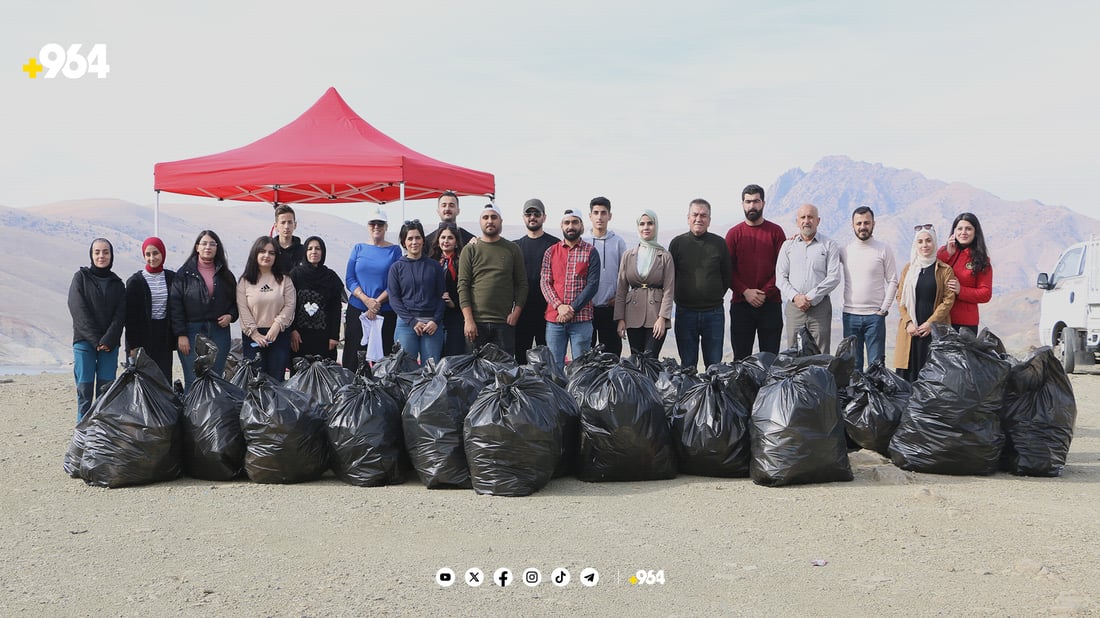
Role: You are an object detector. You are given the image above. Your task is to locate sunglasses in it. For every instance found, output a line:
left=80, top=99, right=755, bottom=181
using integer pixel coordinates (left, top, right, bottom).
left=914, top=223, right=934, bottom=231
left=403, top=219, right=420, bottom=227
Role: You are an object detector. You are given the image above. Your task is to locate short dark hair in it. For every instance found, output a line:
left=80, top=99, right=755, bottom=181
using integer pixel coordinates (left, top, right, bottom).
left=438, top=191, right=459, bottom=203
left=689, top=198, right=712, bottom=213
left=852, top=206, right=874, bottom=219
left=274, top=204, right=295, bottom=219
left=589, top=196, right=611, bottom=212
left=742, top=184, right=765, bottom=202
left=399, top=220, right=426, bottom=249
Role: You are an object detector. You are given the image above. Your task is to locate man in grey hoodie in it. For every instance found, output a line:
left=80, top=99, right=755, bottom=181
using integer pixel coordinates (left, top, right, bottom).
left=582, top=196, right=627, bottom=357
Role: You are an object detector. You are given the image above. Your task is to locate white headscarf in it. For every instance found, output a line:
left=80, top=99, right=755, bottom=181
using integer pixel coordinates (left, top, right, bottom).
left=900, top=227, right=938, bottom=319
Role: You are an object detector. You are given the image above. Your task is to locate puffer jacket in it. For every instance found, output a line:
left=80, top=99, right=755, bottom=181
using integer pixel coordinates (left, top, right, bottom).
left=169, top=256, right=238, bottom=336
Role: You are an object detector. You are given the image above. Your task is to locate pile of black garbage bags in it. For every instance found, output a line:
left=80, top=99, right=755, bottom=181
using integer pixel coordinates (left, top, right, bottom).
left=65, top=324, right=1078, bottom=493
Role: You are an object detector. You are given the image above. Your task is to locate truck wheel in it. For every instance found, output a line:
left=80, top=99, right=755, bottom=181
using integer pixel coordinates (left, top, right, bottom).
left=1059, top=328, right=1077, bottom=374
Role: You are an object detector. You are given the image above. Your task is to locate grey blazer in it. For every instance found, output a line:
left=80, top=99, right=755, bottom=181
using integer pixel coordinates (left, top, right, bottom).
left=613, top=245, right=675, bottom=328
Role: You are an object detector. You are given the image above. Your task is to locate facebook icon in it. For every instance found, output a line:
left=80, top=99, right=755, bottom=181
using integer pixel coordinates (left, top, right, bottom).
left=493, top=567, right=513, bottom=587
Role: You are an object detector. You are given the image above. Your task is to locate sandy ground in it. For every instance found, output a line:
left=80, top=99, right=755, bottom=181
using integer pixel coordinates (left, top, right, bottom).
left=1, top=370, right=1097, bottom=617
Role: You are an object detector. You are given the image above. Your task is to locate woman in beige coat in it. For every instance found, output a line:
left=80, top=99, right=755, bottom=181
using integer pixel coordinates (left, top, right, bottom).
left=894, top=225, right=956, bottom=381
left=615, top=210, right=675, bottom=356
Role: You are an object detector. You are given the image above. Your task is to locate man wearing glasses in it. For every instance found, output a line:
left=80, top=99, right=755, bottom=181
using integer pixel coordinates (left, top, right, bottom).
left=513, top=199, right=560, bottom=365
left=725, top=184, right=787, bottom=360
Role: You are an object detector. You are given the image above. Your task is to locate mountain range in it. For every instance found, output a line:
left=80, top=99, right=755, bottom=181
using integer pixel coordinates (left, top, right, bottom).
left=2, top=155, right=1097, bottom=367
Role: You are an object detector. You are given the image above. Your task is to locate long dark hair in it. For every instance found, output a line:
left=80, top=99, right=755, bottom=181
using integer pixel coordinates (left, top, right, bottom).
left=950, top=212, right=990, bottom=274
left=429, top=222, right=465, bottom=260
left=241, top=236, right=284, bottom=284
left=186, top=229, right=235, bottom=286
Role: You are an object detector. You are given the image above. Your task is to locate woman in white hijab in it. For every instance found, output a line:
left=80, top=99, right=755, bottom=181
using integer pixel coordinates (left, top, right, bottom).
left=614, top=210, right=675, bottom=356
left=894, top=224, right=957, bottom=381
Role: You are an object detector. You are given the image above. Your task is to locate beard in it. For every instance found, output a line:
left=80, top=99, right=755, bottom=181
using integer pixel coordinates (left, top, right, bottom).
left=562, top=228, right=581, bottom=241
left=525, top=220, right=543, bottom=232
left=856, top=229, right=872, bottom=240
left=744, top=208, right=762, bottom=222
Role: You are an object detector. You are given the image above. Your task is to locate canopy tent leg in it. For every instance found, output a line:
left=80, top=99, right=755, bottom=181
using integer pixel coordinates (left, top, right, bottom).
left=154, top=190, right=160, bottom=237
left=400, top=181, right=406, bottom=222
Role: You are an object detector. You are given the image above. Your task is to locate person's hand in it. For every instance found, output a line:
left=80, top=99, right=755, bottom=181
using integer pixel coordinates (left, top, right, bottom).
left=946, top=235, right=957, bottom=256
left=506, top=307, right=522, bottom=326
left=367, top=297, right=382, bottom=312
left=366, top=308, right=378, bottom=320
left=464, top=319, right=478, bottom=341
left=96, top=344, right=111, bottom=352
left=251, top=331, right=269, bottom=348
left=793, top=294, right=812, bottom=312
left=652, top=317, right=667, bottom=340
left=290, top=330, right=302, bottom=352
left=442, top=292, right=454, bottom=308
left=906, top=321, right=918, bottom=336
left=946, top=279, right=960, bottom=294
left=916, top=322, right=931, bottom=337
left=328, top=338, right=339, bottom=351
left=744, top=288, right=766, bottom=308
left=217, top=314, right=232, bottom=328
left=177, top=335, right=191, bottom=356
left=557, top=304, right=575, bottom=322
left=422, top=320, right=438, bottom=336
left=617, top=319, right=627, bottom=339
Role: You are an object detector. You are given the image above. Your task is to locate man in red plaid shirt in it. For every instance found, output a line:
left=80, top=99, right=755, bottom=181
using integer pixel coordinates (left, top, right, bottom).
left=540, top=209, right=602, bottom=369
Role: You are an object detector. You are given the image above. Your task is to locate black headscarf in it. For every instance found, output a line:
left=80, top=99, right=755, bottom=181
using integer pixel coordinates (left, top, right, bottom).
left=88, top=238, right=115, bottom=277
left=290, top=236, right=341, bottom=292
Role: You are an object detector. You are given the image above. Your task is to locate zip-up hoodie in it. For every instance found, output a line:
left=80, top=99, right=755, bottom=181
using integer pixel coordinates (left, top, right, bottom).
left=581, top=229, right=627, bottom=307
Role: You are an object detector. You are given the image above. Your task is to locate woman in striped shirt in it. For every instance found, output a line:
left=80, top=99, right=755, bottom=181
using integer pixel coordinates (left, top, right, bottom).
left=125, top=237, right=177, bottom=383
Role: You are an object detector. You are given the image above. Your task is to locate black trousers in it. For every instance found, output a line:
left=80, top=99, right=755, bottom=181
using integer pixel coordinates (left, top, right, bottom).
left=626, top=326, right=665, bottom=357
left=514, top=305, right=548, bottom=365
left=729, top=301, right=783, bottom=361
left=342, top=305, right=396, bottom=373
left=440, top=309, right=466, bottom=358
left=590, top=305, right=622, bottom=356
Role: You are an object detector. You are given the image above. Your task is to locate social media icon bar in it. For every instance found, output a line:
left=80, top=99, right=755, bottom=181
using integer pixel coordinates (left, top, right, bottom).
left=494, top=567, right=513, bottom=587
left=436, top=567, right=456, bottom=587
left=465, top=567, right=484, bottom=587
left=522, top=568, right=541, bottom=587
left=580, top=567, right=599, bottom=587
left=551, top=567, right=571, bottom=587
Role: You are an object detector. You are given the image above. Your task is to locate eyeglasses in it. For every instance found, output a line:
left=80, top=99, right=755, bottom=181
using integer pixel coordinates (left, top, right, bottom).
left=914, top=223, right=934, bottom=231
left=524, top=211, right=543, bottom=217
left=198, top=241, right=218, bottom=247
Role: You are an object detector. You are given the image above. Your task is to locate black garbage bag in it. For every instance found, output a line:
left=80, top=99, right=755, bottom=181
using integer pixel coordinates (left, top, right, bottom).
left=889, top=326, right=1011, bottom=475
left=526, top=345, right=567, bottom=387
left=564, top=344, right=618, bottom=382
left=750, top=365, right=852, bottom=486
left=731, top=353, right=775, bottom=406
left=240, top=376, right=329, bottom=483
left=402, top=365, right=483, bottom=488
left=373, top=344, right=421, bottom=376
left=575, top=363, right=677, bottom=482
left=437, top=343, right=517, bottom=385
left=655, top=363, right=702, bottom=419
left=999, top=347, right=1077, bottom=477
left=463, top=368, right=563, bottom=496
left=223, top=338, right=243, bottom=381
left=229, top=355, right=268, bottom=390
left=284, top=355, right=354, bottom=410
left=842, top=361, right=911, bottom=456
left=671, top=366, right=752, bottom=477
left=773, top=334, right=856, bottom=389
left=181, top=334, right=246, bottom=480
left=622, top=352, right=667, bottom=382
left=326, top=373, right=406, bottom=486
left=780, top=324, right=821, bottom=357
left=65, top=350, right=183, bottom=488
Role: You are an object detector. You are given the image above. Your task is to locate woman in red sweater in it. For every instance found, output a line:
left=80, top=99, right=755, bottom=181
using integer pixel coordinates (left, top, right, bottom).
left=936, top=212, right=992, bottom=335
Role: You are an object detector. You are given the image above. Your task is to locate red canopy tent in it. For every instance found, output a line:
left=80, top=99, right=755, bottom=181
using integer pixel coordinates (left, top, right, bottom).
left=153, top=87, right=494, bottom=230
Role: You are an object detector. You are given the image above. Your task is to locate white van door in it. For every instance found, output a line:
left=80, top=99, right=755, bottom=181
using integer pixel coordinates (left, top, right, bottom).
left=1039, top=243, right=1088, bottom=346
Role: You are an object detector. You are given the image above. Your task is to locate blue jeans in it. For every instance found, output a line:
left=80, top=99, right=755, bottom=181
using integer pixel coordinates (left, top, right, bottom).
left=842, top=312, right=886, bottom=372
left=545, top=321, right=594, bottom=369
left=674, top=306, right=725, bottom=370
left=73, top=341, right=120, bottom=421
left=178, top=321, right=232, bottom=392
left=395, top=319, right=444, bottom=365
left=243, top=327, right=292, bottom=383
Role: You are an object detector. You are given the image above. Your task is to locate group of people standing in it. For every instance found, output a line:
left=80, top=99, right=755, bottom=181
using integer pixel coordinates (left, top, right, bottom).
left=67, top=189, right=993, bottom=420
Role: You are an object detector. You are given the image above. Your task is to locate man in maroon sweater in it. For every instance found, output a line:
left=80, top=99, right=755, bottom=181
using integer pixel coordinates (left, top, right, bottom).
left=725, top=184, right=787, bottom=360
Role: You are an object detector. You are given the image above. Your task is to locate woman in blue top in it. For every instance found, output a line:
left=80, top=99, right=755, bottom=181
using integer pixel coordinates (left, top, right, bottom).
left=343, top=208, right=403, bottom=373
left=388, top=220, right=446, bottom=365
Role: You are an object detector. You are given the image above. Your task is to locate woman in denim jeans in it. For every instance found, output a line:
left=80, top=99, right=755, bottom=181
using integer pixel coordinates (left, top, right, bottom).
left=170, top=230, right=237, bottom=391
left=237, top=237, right=296, bottom=383
left=387, top=220, right=446, bottom=364
left=67, top=238, right=126, bottom=420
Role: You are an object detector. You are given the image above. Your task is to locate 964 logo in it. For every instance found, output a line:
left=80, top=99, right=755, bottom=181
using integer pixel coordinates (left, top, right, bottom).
left=22, top=44, right=110, bottom=79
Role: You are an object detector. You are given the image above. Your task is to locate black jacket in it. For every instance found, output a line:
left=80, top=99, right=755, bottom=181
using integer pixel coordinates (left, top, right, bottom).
left=170, top=257, right=238, bottom=336
left=125, top=269, right=177, bottom=352
left=68, top=267, right=126, bottom=348
left=274, top=235, right=305, bottom=274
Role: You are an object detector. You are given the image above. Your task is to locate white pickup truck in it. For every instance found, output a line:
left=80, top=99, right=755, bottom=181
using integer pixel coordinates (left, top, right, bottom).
left=1036, top=238, right=1100, bottom=373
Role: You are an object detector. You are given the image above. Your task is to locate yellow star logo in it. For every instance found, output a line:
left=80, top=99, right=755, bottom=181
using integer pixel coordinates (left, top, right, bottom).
left=22, top=57, right=44, bottom=79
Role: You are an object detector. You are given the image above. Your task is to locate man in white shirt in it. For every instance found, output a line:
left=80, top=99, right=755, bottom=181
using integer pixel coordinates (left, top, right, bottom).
left=839, top=206, right=898, bottom=371
left=775, top=204, right=841, bottom=354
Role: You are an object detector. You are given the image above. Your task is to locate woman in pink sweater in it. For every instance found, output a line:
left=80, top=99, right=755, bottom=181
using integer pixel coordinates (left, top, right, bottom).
left=237, top=236, right=296, bottom=383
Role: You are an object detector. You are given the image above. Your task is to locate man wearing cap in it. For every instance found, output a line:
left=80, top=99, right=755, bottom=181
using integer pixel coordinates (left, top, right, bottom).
left=513, top=198, right=560, bottom=365
left=582, top=196, right=627, bottom=357
left=458, top=204, right=528, bottom=355
left=425, top=191, right=476, bottom=249
left=540, top=209, right=601, bottom=369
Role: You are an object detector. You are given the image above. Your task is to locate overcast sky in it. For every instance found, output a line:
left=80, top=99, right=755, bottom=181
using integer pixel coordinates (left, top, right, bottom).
left=3, top=1, right=1097, bottom=229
